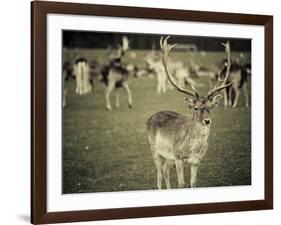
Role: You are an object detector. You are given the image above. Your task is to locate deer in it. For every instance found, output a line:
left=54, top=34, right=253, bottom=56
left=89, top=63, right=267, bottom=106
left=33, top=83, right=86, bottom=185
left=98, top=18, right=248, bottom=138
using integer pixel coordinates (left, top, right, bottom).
left=147, top=37, right=232, bottom=189
left=145, top=52, right=198, bottom=94
left=216, top=59, right=250, bottom=107
left=145, top=54, right=168, bottom=94
left=101, top=36, right=133, bottom=110
left=73, top=57, right=92, bottom=95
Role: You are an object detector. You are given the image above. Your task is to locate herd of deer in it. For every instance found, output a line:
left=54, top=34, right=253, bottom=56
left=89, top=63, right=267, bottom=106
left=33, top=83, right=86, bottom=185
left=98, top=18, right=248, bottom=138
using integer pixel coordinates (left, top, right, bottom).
left=63, top=36, right=250, bottom=111
left=64, top=36, right=250, bottom=189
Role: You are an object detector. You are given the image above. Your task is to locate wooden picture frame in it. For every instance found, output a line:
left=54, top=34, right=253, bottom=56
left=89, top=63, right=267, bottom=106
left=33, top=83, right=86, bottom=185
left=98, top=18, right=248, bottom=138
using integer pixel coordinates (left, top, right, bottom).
left=31, top=1, right=273, bottom=224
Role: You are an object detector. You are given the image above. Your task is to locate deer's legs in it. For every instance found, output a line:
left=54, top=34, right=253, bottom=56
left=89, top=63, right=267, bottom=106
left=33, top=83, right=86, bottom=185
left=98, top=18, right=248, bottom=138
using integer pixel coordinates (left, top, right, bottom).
left=224, top=89, right=228, bottom=107
left=63, top=87, right=67, bottom=108
left=162, top=159, right=174, bottom=189
left=243, top=82, right=249, bottom=107
left=157, top=73, right=167, bottom=93
left=105, top=82, right=115, bottom=110
left=190, top=164, right=199, bottom=188
left=209, top=80, right=213, bottom=90
left=115, top=89, right=120, bottom=108
left=76, top=73, right=82, bottom=94
left=122, top=82, right=133, bottom=108
left=175, top=160, right=185, bottom=188
left=156, top=73, right=162, bottom=93
left=166, top=77, right=172, bottom=91
left=228, top=87, right=235, bottom=107
left=232, top=87, right=241, bottom=108
left=78, top=68, right=84, bottom=95
left=162, top=80, right=167, bottom=93
left=152, top=153, right=163, bottom=189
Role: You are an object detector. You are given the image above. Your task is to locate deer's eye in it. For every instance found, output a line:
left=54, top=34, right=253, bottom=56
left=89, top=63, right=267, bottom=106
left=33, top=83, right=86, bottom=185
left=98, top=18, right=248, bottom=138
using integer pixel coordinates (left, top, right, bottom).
left=194, top=107, right=199, bottom=111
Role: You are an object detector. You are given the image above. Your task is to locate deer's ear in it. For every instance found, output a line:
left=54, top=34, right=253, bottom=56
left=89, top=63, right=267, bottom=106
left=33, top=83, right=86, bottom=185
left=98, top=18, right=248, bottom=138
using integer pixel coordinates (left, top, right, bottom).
left=184, top=97, right=196, bottom=109
left=211, top=94, right=222, bottom=108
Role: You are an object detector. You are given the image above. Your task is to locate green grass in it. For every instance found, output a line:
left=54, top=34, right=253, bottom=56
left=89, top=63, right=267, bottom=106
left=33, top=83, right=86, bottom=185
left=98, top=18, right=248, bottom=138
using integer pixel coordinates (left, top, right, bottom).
left=63, top=50, right=251, bottom=194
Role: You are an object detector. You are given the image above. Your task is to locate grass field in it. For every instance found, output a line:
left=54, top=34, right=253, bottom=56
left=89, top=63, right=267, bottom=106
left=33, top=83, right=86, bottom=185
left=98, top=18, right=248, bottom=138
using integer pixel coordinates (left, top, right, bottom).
left=63, top=50, right=251, bottom=194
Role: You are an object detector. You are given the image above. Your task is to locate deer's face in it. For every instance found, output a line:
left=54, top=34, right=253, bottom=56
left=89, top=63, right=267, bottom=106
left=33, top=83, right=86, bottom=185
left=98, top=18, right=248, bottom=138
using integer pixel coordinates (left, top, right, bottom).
left=185, top=95, right=222, bottom=126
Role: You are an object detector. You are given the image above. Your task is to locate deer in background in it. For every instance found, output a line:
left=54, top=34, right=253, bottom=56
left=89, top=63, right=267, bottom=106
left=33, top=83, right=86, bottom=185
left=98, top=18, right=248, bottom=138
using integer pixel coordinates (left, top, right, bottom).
left=147, top=37, right=232, bottom=189
left=145, top=53, right=168, bottom=93
left=145, top=52, right=198, bottom=94
left=216, top=59, right=251, bottom=107
left=73, top=57, right=92, bottom=95
left=101, top=36, right=133, bottom=110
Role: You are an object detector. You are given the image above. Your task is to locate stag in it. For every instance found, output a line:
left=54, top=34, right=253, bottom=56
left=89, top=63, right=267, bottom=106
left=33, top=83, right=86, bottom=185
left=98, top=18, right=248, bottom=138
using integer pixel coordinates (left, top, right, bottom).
left=147, top=37, right=232, bottom=189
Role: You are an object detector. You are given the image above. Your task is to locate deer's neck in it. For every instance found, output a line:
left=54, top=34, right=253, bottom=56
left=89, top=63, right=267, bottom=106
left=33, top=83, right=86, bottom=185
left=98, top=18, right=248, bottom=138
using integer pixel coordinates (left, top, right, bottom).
left=189, top=122, right=210, bottom=140
left=174, top=120, right=210, bottom=162
left=177, top=116, right=211, bottom=147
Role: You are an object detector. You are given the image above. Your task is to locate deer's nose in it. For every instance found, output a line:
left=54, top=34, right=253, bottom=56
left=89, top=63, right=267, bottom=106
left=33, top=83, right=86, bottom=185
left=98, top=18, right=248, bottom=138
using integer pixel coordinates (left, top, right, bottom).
left=204, top=119, right=211, bottom=125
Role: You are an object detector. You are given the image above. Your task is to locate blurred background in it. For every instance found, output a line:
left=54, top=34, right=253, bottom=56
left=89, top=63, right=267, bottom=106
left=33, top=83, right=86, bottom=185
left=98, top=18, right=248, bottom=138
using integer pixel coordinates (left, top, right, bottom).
left=63, top=30, right=251, bottom=51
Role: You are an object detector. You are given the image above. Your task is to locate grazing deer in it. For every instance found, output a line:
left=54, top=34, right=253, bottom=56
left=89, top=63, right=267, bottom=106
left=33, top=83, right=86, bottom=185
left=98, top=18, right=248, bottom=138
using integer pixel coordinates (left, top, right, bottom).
left=147, top=37, right=232, bottom=189
left=101, top=36, right=133, bottom=110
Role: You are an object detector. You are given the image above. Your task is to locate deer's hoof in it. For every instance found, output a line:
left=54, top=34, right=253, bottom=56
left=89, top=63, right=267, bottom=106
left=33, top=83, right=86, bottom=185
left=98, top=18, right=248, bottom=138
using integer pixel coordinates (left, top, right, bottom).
left=128, top=103, right=133, bottom=108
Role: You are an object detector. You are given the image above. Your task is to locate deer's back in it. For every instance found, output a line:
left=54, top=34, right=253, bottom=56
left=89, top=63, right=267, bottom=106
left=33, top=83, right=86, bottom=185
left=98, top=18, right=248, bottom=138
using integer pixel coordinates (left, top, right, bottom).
left=147, top=111, right=190, bottom=133
left=147, top=111, right=192, bottom=155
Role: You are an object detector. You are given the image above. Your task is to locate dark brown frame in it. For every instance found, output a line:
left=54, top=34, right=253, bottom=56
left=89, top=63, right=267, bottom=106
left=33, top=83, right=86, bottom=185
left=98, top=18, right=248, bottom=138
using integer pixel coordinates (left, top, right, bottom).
left=31, top=1, right=273, bottom=224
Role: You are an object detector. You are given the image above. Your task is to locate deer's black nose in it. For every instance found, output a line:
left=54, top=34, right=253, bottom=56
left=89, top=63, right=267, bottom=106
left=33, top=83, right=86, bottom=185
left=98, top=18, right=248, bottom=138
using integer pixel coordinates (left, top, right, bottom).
left=204, top=119, right=211, bottom=125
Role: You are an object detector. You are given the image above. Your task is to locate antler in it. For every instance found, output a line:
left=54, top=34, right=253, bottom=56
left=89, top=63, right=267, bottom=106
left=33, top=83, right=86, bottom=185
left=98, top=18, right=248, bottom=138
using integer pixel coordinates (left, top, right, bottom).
left=160, top=36, right=199, bottom=98
left=207, top=41, right=232, bottom=99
